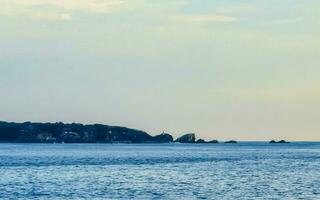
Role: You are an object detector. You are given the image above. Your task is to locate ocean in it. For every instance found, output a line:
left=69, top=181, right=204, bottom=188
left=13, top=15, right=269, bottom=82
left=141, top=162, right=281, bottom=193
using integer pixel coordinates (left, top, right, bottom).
left=0, top=142, right=319, bottom=199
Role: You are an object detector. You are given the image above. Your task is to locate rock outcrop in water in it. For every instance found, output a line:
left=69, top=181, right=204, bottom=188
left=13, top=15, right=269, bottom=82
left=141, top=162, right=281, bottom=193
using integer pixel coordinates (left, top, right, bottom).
left=225, top=140, right=237, bottom=144
left=153, top=132, right=174, bottom=143
left=196, top=139, right=219, bottom=143
left=175, top=133, right=196, bottom=143
left=196, top=139, right=206, bottom=143
left=269, top=140, right=290, bottom=144
left=208, top=140, right=219, bottom=143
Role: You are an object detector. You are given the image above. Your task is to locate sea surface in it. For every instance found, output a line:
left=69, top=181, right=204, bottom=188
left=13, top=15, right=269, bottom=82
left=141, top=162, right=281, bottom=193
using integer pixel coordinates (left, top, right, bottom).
left=0, top=142, right=319, bottom=199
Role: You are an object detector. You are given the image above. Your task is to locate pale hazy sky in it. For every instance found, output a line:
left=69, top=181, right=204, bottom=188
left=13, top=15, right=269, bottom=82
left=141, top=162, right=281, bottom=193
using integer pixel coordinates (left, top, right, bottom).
left=0, top=0, right=320, bottom=141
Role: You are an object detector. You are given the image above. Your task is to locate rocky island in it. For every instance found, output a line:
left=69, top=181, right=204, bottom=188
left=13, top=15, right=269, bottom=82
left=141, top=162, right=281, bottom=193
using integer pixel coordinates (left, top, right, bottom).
left=225, top=140, right=238, bottom=144
left=269, top=140, right=290, bottom=144
left=175, top=133, right=196, bottom=143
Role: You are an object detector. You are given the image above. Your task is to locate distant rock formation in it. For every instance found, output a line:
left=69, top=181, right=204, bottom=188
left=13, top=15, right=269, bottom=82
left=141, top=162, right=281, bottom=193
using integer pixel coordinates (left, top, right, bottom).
left=154, top=132, right=174, bottom=143
left=208, top=140, right=219, bottom=143
left=225, top=140, right=237, bottom=144
left=196, top=139, right=219, bottom=143
left=196, top=139, right=206, bottom=143
left=269, top=140, right=289, bottom=144
left=175, top=133, right=196, bottom=143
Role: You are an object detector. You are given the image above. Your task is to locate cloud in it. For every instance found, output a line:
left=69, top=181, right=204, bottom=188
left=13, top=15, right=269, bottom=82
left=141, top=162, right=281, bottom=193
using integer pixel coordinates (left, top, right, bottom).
left=212, top=87, right=320, bottom=103
left=215, top=4, right=255, bottom=14
left=171, top=14, right=239, bottom=23
left=271, top=18, right=303, bottom=25
left=0, top=0, right=131, bottom=20
left=173, top=1, right=190, bottom=8
left=13, top=0, right=126, bottom=13
left=25, top=12, right=72, bottom=21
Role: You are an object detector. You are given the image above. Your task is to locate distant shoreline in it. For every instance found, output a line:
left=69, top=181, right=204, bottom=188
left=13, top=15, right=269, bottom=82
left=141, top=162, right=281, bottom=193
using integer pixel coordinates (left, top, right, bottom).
left=0, top=121, right=298, bottom=144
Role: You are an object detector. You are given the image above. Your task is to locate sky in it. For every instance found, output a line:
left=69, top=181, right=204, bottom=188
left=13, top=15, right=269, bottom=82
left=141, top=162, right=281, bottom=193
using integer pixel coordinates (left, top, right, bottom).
left=0, top=0, right=320, bottom=141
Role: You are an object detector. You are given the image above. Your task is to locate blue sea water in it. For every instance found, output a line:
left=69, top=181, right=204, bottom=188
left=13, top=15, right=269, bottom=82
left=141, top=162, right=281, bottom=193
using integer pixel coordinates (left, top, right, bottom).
left=0, top=143, right=319, bottom=199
